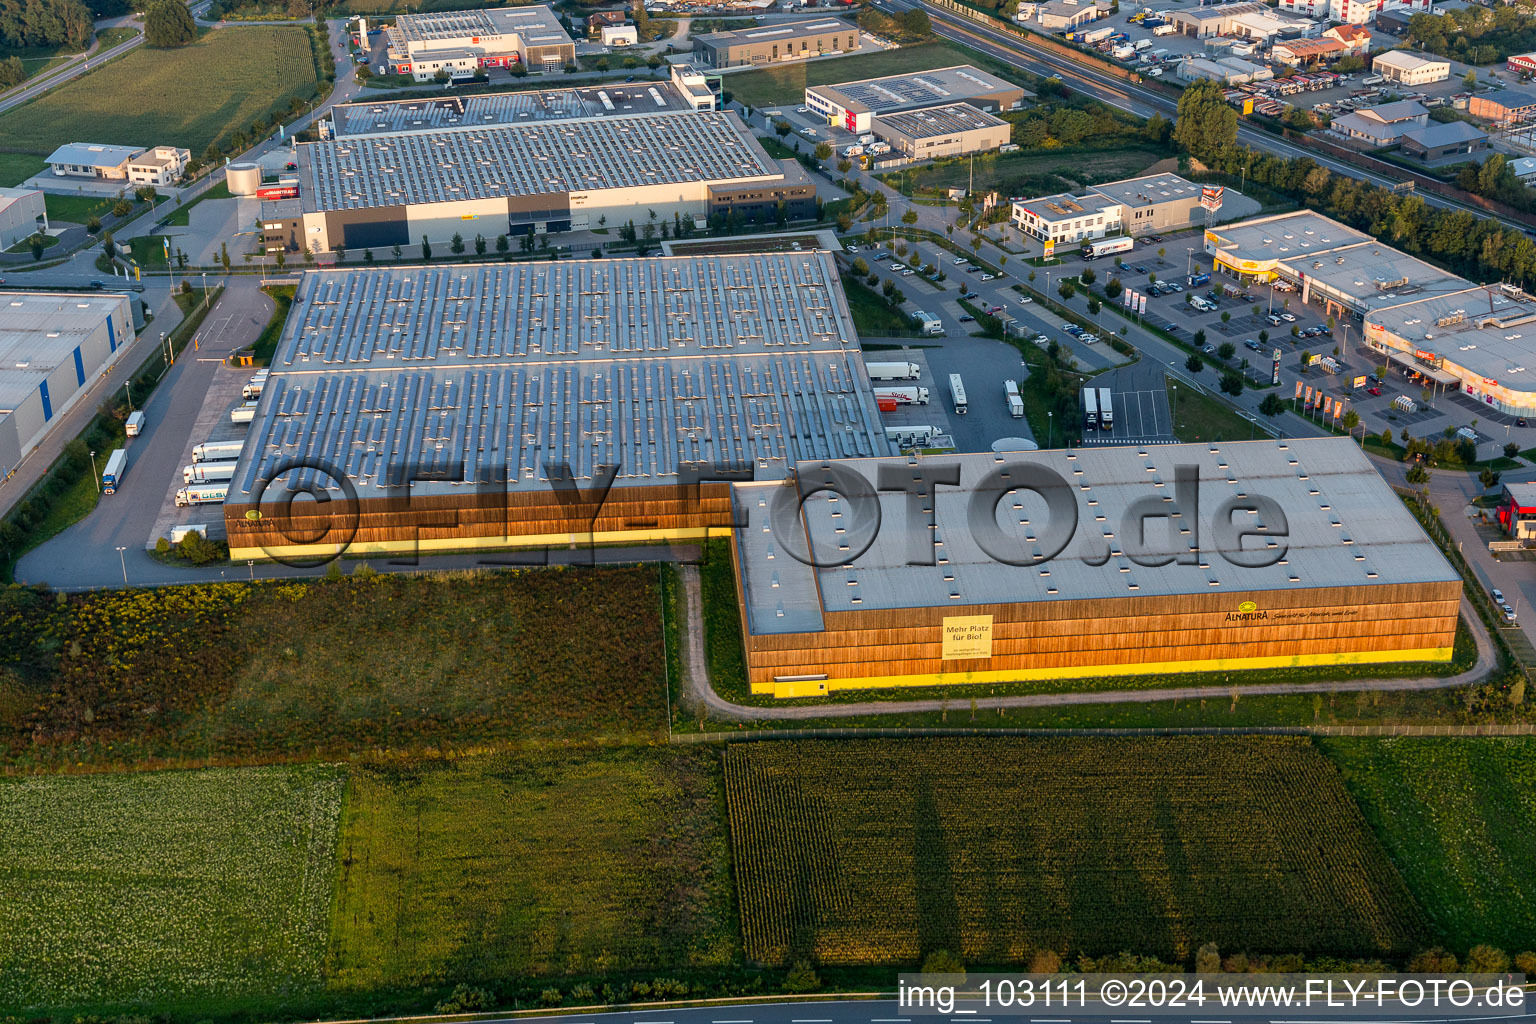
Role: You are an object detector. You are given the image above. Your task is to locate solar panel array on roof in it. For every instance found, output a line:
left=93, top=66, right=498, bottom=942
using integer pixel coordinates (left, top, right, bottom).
left=234, top=254, right=892, bottom=501
left=876, top=102, right=1006, bottom=138
left=302, top=110, right=776, bottom=212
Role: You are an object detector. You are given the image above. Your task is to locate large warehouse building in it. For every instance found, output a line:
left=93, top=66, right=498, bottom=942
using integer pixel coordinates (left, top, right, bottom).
left=385, top=5, right=575, bottom=79
left=0, top=291, right=136, bottom=480
left=266, top=107, right=814, bottom=253
left=873, top=103, right=1011, bottom=160
left=691, top=17, right=858, bottom=69
left=222, top=254, right=892, bottom=561
left=731, top=439, right=1461, bottom=697
left=0, top=186, right=45, bottom=250
left=1013, top=173, right=1218, bottom=247
left=1206, top=210, right=1536, bottom=414
left=804, top=65, right=1028, bottom=134
left=327, top=80, right=706, bottom=137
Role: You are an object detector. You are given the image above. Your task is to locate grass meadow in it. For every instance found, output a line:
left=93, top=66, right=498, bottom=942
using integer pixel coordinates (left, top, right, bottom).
left=327, top=747, right=738, bottom=990
left=0, top=27, right=316, bottom=158
left=725, top=42, right=985, bottom=108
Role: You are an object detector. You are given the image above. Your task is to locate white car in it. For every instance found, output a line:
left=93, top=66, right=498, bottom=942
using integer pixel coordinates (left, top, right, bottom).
left=952, top=257, right=969, bottom=265
left=801, top=127, right=818, bottom=137
left=1493, top=588, right=1505, bottom=604
left=1281, top=312, right=1297, bottom=322
left=980, top=273, right=995, bottom=281
left=1018, top=296, right=1033, bottom=303
left=845, top=244, right=859, bottom=254
left=1081, top=334, right=1099, bottom=344
left=796, top=105, right=809, bottom=113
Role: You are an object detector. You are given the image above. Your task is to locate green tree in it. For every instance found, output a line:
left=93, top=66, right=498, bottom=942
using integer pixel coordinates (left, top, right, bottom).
left=899, top=6, right=932, bottom=37
left=1260, top=393, right=1285, bottom=416
left=496, top=234, right=509, bottom=255
left=1218, top=341, right=1235, bottom=360
left=363, top=248, right=374, bottom=263
left=1186, top=353, right=1204, bottom=373
left=1058, top=280, right=1076, bottom=301
left=1480, top=468, right=1503, bottom=490
left=774, top=118, right=793, bottom=138
left=112, top=199, right=132, bottom=218
left=1220, top=370, right=1242, bottom=395
left=851, top=256, right=870, bottom=276
left=28, top=235, right=44, bottom=261
left=421, top=236, right=432, bottom=260
left=0, top=56, right=25, bottom=88
left=901, top=209, right=918, bottom=226
left=1079, top=267, right=1096, bottom=285
left=1173, top=79, right=1238, bottom=157
left=1341, top=409, right=1360, bottom=432
left=814, top=141, right=833, bottom=162
left=450, top=231, right=465, bottom=255
left=474, top=233, right=486, bottom=256
left=144, top=0, right=196, bottom=47
left=1505, top=441, right=1521, bottom=459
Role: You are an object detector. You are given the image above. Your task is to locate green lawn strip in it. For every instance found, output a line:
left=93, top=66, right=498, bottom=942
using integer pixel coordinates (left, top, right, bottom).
left=249, top=284, right=294, bottom=364
left=4, top=232, right=58, bottom=254
left=1321, top=737, right=1536, bottom=952
left=842, top=273, right=917, bottom=337
left=1167, top=379, right=1265, bottom=443
left=0, top=152, right=45, bottom=188
left=724, top=41, right=989, bottom=108
left=42, top=191, right=115, bottom=225
left=160, top=180, right=233, bottom=227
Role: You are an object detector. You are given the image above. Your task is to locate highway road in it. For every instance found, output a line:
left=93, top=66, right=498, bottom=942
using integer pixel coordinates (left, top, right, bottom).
left=890, top=0, right=1534, bottom=233
left=427, top=996, right=1535, bottom=1024
left=0, top=20, right=143, bottom=116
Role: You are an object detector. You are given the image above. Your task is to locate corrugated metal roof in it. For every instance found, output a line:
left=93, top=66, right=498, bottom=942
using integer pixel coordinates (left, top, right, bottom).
left=734, top=439, right=1460, bottom=635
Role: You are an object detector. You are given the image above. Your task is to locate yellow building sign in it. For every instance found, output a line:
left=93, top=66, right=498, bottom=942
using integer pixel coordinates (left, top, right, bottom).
left=942, top=615, right=993, bottom=660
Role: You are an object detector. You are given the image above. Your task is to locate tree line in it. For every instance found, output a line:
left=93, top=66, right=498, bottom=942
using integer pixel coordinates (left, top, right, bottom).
left=0, top=0, right=93, bottom=52
left=1405, top=6, right=1536, bottom=65
left=1176, top=79, right=1536, bottom=288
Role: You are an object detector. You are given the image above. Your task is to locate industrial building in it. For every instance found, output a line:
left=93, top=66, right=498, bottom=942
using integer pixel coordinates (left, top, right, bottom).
left=730, top=439, right=1461, bottom=697
left=872, top=103, right=1011, bottom=160
left=1328, top=99, right=1428, bottom=147
left=1205, top=210, right=1536, bottom=413
left=690, top=17, right=858, bottom=68
left=0, top=291, right=136, bottom=480
left=1398, top=120, right=1489, bottom=162
left=1371, top=50, right=1450, bottom=85
left=0, top=186, right=45, bottom=249
left=1035, top=0, right=1105, bottom=30
left=385, top=5, right=575, bottom=79
left=327, top=81, right=705, bottom=138
left=1012, top=173, right=1215, bottom=247
left=1168, top=2, right=1313, bottom=41
left=43, top=142, right=189, bottom=183
left=266, top=108, right=814, bottom=253
left=221, top=254, right=891, bottom=560
left=1469, top=89, right=1536, bottom=125
left=1276, top=0, right=1430, bottom=24
left=804, top=65, right=1028, bottom=134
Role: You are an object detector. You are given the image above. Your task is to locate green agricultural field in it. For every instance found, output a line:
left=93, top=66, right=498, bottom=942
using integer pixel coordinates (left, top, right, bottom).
left=726, top=42, right=987, bottom=108
left=0, top=26, right=316, bottom=158
left=0, top=764, right=344, bottom=1010
left=328, top=747, right=738, bottom=989
left=0, top=567, right=668, bottom=769
left=1323, top=738, right=1536, bottom=951
left=726, top=737, right=1427, bottom=965
left=0, top=153, right=45, bottom=188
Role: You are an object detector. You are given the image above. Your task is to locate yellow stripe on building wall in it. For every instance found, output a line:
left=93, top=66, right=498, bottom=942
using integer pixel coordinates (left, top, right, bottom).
left=759, top=647, right=1455, bottom=698
left=229, top=525, right=736, bottom=562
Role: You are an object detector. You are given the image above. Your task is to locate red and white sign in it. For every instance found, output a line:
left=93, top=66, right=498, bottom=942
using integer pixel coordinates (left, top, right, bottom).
left=1200, top=186, right=1225, bottom=212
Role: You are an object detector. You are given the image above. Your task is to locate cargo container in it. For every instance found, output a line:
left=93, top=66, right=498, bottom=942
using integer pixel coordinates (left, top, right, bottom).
left=1098, top=387, right=1114, bottom=430
left=866, top=361, right=922, bottom=381
left=176, top=484, right=228, bottom=507
left=1082, top=386, right=1099, bottom=430
left=125, top=410, right=145, bottom=437
left=231, top=401, right=259, bottom=424
left=1005, top=379, right=1024, bottom=418
left=193, top=440, right=245, bottom=463
left=102, top=448, right=127, bottom=494
left=911, top=310, right=944, bottom=336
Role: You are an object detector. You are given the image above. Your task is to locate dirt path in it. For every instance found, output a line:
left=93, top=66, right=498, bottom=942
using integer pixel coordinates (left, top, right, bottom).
left=678, top=564, right=1498, bottom=720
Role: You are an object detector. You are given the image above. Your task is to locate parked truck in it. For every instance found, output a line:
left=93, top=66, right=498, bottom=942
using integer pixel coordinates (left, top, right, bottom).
left=867, top=361, right=922, bottom=381
left=949, top=373, right=968, bottom=415
left=176, top=484, right=229, bottom=507
left=1098, top=386, right=1114, bottom=430
left=193, top=440, right=245, bottom=463
left=911, top=310, right=944, bottom=336
left=885, top=424, right=939, bottom=448
left=230, top=401, right=259, bottom=424
left=183, top=460, right=239, bottom=485
left=1082, top=236, right=1134, bottom=259
left=125, top=410, right=145, bottom=438
left=242, top=369, right=270, bottom=400
left=1082, top=386, right=1099, bottom=430
left=1004, top=379, right=1024, bottom=418
left=102, top=448, right=127, bottom=494
left=873, top=385, right=930, bottom=405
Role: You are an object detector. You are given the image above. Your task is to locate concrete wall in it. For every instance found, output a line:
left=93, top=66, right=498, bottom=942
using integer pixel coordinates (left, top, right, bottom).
left=0, top=189, right=45, bottom=249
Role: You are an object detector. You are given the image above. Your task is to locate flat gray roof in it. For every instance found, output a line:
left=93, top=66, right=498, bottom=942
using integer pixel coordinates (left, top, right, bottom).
left=0, top=292, right=131, bottom=409
left=1366, top=285, right=1536, bottom=386
left=391, top=5, right=571, bottom=47
left=809, top=65, right=1022, bottom=116
left=1015, top=191, right=1119, bottom=224
left=1088, top=172, right=1203, bottom=209
left=733, top=438, right=1459, bottom=636
left=331, top=84, right=692, bottom=137
left=1402, top=120, right=1488, bottom=146
left=696, top=17, right=851, bottom=45
left=45, top=142, right=140, bottom=167
left=299, top=109, right=778, bottom=212
left=233, top=254, right=891, bottom=502
left=1206, top=210, right=1372, bottom=265
left=875, top=102, right=1005, bottom=138
left=1289, top=240, right=1469, bottom=311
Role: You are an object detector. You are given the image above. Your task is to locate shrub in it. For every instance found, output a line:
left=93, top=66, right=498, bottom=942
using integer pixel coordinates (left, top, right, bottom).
left=435, top=983, right=492, bottom=1014
left=783, top=959, right=820, bottom=993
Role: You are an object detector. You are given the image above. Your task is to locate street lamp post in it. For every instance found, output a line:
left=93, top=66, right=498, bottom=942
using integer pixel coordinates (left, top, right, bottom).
left=124, top=380, right=133, bottom=412
left=90, top=450, right=99, bottom=492
left=1171, top=384, right=1178, bottom=428
left=115, top=546, right=127, bottom=585
left=201, top=271, right=208, bottom=310
left=1048, top=410, right=1054, bottom=449
left=161, top=330, right=170, bottom=365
